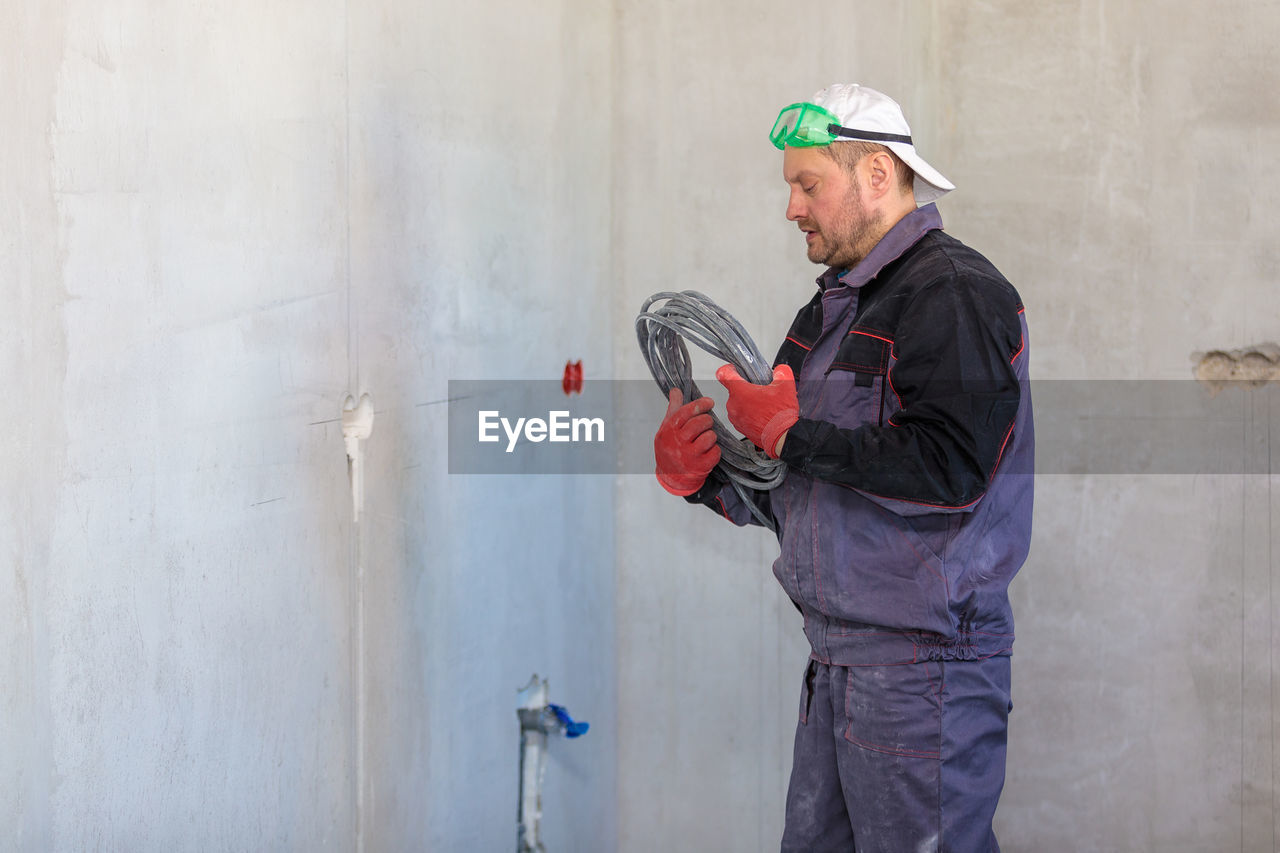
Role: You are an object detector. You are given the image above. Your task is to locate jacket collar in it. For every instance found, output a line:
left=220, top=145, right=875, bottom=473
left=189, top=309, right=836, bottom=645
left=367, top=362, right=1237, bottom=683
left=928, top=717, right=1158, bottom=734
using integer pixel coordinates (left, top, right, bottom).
left=816, top=203, right=944, bottom=291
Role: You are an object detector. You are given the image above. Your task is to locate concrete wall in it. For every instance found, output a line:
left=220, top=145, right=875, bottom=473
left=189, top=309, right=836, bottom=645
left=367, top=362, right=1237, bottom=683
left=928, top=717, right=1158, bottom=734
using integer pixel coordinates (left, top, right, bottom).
left=6, top=1, right=1280, bottom=851
left=4, top=1, right=615, bottom=851
left=614, top=1, right=1279, bottom=851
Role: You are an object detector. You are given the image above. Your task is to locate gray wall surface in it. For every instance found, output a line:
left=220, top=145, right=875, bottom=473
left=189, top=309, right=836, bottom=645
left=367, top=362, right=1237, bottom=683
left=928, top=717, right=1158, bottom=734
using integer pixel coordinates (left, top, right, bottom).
left=4, top=1, right=615, bottom=851
left=5, top=1, right=1279, bottom=851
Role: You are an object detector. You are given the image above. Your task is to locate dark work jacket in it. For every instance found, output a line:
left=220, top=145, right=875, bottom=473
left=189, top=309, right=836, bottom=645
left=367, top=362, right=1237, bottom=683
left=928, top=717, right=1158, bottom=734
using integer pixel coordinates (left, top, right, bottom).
left=690, top=204, right=1034, bottom=666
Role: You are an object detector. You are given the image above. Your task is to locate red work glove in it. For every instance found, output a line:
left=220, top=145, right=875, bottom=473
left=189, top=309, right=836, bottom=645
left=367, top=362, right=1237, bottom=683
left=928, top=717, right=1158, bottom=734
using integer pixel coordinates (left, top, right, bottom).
left=653, top=388, right=721, bottom=496
left=715, top=364, right=799, bottom=459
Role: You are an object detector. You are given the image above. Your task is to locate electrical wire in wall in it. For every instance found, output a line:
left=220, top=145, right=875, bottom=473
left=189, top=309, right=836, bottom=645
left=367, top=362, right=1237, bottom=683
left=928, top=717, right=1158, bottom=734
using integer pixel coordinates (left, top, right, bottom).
left=636, top=290, right=785, bottom=530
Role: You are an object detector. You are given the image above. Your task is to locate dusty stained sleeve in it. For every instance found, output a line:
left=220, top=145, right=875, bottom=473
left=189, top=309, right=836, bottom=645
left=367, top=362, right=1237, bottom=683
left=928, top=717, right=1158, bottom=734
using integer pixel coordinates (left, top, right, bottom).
left=682, top=468, right=776, bottom=529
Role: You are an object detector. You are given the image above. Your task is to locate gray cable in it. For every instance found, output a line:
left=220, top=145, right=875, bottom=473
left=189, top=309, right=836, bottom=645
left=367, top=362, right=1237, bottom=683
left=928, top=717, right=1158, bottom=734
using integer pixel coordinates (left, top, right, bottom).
left=636, top=290, right=787, bottom=529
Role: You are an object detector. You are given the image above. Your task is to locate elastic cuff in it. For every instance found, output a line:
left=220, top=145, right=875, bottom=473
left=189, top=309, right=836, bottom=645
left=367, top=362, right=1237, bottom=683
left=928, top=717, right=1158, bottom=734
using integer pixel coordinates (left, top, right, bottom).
left=656, top=469, right=703, bottom=497
left=760, top=410, right=801, bottom=459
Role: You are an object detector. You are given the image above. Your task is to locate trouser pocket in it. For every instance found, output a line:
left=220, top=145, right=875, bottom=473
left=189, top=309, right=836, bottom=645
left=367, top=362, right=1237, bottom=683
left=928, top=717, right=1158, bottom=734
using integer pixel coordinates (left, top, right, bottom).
left=842, top=662, right=942, bottom=758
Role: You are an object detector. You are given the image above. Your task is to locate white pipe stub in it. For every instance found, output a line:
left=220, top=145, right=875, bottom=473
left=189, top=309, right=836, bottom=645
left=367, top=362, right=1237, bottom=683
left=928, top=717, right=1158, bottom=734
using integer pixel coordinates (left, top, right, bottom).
left=342, top=394, right=375, bottom=522
left=516, top=675, right=589, bottom=853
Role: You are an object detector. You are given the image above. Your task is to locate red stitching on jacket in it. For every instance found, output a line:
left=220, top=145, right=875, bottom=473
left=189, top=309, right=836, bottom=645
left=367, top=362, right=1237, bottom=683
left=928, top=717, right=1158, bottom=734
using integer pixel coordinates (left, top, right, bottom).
left=785, top=335, right=813, bottom=351
left=886, top=367, right=904, bottom=412
left=987, top=420, right=1017, bottom=477
left=840, top=329, right=892, bottom=374
left=715, top=496, right=731, bottom=522
left=855, top=418, right=1017, bottom=510
left=846, top=328, right=894, bottom=346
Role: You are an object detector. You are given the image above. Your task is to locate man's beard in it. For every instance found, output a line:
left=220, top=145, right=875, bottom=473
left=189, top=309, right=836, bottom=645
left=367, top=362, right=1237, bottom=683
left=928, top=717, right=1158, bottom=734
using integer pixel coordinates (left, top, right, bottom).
left=806, top=181, right=882, bottom=269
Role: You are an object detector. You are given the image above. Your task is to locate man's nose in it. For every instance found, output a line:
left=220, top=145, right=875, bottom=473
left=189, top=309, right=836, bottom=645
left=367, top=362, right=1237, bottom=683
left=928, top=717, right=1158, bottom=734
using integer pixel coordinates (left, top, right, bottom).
left=786, top=189, right=805, bottom=221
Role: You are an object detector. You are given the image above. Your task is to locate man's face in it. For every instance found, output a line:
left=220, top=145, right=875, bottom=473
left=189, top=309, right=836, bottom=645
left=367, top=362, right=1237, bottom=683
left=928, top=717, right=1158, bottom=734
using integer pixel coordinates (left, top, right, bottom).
left=782, top=145, right=881, bottom=270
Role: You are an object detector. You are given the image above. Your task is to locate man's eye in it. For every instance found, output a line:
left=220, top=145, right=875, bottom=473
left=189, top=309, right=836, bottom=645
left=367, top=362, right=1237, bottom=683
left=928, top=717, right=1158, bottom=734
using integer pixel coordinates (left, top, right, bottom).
left=803, top=184, right=817, bottom=193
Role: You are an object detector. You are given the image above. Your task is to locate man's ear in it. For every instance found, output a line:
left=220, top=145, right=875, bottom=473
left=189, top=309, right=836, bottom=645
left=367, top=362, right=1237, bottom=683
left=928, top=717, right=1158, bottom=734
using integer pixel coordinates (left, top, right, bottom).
left=863, top=151, right=897, bottom=199
left=860, top=150, right=890, bottom=197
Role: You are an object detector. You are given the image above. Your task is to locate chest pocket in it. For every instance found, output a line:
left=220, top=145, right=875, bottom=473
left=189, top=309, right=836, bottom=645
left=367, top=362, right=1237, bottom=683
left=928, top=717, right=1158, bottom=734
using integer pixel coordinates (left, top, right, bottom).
left=773, top=336, right=813, bottom=375
left=825, top=330, right=892, bottom=427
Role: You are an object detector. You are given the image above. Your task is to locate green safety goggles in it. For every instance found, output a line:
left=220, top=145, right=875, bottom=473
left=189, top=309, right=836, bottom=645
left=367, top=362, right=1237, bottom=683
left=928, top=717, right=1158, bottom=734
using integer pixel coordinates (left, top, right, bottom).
left=769, top=102, right=914, bottom=151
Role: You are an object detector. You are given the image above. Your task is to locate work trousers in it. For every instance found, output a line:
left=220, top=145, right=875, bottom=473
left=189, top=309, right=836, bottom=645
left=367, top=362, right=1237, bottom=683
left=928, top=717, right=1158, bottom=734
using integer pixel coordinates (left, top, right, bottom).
left=781, top=656, right=1012, bottom=853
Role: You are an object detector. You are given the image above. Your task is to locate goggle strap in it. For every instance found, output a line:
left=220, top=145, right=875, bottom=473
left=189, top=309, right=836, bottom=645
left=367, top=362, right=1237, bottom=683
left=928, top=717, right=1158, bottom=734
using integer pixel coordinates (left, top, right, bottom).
left=827, top=124, right=913, bottom=146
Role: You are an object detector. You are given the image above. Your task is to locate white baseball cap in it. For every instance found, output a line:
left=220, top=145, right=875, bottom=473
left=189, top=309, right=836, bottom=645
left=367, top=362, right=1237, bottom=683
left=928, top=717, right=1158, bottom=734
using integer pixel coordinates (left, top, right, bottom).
left=810, top=83, right=954, bottom=203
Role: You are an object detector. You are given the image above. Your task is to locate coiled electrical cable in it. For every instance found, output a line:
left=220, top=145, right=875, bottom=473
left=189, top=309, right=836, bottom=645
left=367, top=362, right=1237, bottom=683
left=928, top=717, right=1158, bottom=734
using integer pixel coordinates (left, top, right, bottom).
left=636, top=290, right=786, bottom=529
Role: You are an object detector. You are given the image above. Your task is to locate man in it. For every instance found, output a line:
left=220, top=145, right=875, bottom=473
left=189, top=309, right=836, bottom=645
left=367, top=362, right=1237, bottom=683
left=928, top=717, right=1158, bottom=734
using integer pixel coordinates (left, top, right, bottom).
left=652, top=84, right=1034, bottom=851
